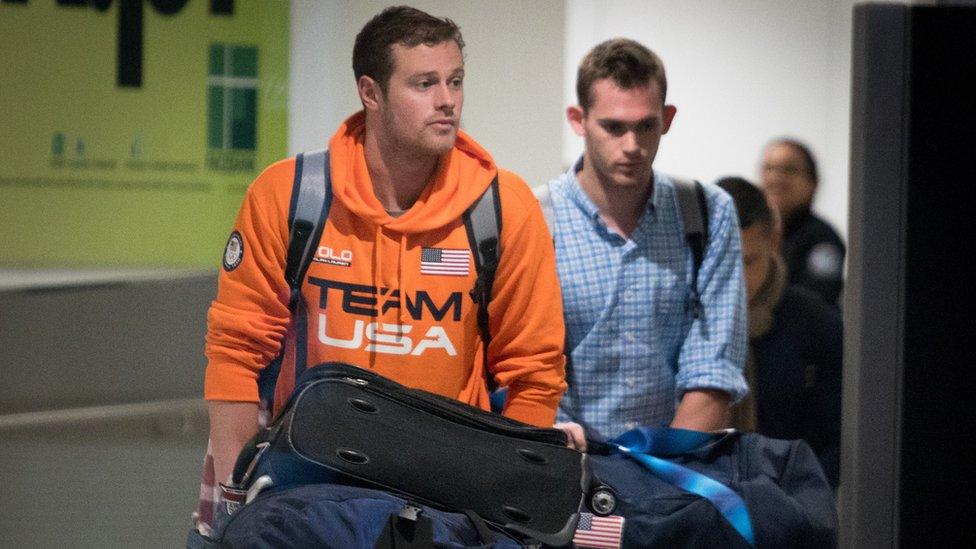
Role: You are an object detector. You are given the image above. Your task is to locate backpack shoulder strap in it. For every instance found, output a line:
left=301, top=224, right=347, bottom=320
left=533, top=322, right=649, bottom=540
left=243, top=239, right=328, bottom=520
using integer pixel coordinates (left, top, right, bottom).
left=532, top=182, right=554, bottom=234
left=671, top=175, right=709, bottom=319
left=462, top=177, right=502, bottom=386
left=284, top=149, right=332, bottom=311
left=258, top=149, right=332, bottom=408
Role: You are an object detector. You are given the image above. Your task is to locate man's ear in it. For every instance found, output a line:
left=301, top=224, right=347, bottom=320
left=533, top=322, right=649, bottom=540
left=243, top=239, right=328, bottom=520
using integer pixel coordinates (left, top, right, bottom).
left=662, top=104, right=678, bottom=134
left=566, top=105, right=586, bottom=137
left=358, top=75, right=382, bottom=111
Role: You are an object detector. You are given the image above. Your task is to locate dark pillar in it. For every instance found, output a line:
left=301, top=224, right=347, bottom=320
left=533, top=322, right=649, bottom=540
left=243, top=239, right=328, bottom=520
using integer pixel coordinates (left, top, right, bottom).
left=844, top=3, right=976, bottom=547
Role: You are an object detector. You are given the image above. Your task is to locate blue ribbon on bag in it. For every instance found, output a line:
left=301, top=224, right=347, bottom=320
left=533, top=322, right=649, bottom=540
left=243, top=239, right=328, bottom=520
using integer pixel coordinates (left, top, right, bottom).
left=611, top=426, right=755, bottom=547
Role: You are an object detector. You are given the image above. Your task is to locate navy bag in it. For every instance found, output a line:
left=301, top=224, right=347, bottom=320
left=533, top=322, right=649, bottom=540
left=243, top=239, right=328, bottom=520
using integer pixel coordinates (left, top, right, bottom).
left=237, top=363, right=588, bottom=544
left=586, top=428, right=837, bottom=548
left=195, top=483, right=521, bottom=549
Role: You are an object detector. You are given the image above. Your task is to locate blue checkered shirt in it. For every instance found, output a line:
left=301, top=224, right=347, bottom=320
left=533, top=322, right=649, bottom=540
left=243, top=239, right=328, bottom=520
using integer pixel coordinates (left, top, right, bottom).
left=550, top=162, right=747, bottom=439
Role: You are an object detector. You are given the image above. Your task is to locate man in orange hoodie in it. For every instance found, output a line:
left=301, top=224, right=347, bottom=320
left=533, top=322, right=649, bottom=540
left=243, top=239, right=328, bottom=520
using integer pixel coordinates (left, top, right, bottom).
left=195, top=5, right=567, bottom=532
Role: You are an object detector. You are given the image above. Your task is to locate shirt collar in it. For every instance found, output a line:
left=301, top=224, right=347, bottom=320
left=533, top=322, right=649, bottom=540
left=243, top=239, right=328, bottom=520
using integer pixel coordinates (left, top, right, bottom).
left=564, top=155, right=665, bottom=225
left=564, top=157, right=600, bottom=223
left=649, top=170, right=667, bottom=215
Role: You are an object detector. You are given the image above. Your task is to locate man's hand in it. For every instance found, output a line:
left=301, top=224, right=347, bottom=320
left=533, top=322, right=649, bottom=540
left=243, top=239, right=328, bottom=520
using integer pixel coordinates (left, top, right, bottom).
left=670, top=389, right=731, bottom=432
left=555, top=421, right=587, bottom=452
left=208, top=401, right=260, bottom=486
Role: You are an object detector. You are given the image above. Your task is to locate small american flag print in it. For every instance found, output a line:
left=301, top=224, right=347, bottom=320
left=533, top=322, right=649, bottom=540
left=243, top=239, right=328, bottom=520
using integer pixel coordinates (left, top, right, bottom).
left=420, top=247, right=471, bottom=276
left=572, top=512, right=625, bottom=549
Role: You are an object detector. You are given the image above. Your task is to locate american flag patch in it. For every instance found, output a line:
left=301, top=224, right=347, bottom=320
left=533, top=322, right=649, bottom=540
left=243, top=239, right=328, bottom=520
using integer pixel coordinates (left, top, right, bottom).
left=573, top=513, right=625, bottom=549
left=420, top=247, right=470, bottom=276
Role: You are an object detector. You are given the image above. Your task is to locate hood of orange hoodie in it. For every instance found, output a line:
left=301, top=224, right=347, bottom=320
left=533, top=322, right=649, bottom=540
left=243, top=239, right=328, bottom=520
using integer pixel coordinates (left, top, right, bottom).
left=327, top=111, right=497, bottom=234
left=326, top=111, right=498, bottom=330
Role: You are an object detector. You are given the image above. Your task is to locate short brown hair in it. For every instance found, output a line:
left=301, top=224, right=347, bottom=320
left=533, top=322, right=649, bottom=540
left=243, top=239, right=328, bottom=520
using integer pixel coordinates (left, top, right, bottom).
left=353, top=6, right=464, bottom=93
left=716, top=176, right=775, bottom=233
left=576, top=38, right=667, bottom=111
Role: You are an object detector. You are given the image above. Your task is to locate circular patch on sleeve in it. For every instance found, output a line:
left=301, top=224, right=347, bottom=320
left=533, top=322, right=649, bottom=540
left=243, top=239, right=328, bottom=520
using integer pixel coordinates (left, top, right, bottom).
left=806, top=243, right=842, bottom=279
left=223, top=231, right=245, bottom=271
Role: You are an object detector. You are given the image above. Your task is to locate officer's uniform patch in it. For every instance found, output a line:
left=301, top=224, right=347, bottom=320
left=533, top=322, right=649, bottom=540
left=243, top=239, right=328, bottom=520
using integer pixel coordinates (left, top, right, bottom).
left=807, top=243, right=842, bottom=279
left=223, top=231, right=245, bottom=271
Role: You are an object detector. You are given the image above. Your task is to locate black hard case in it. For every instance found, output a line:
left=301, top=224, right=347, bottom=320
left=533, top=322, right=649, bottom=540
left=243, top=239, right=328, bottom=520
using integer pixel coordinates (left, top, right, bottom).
left=232, top=362, right=588, bottom=547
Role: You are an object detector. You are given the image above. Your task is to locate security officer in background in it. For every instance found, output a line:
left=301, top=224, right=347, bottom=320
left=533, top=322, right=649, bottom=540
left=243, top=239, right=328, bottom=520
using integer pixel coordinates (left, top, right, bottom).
left=759, top=137, right=845, bottom=307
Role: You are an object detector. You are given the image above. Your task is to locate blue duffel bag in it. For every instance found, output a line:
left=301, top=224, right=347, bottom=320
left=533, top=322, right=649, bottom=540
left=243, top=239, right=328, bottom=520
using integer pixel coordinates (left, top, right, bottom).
left=584, top=428, right=837, bottom=548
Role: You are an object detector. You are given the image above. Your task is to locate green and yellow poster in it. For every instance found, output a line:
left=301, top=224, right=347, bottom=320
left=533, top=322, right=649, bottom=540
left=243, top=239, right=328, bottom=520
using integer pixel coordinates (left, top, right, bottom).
left=0, top=0, right=289, bottom=267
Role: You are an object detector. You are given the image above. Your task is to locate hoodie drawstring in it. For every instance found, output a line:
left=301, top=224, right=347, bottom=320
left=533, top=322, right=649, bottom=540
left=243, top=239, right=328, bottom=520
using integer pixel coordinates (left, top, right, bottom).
left=398, top=234, right=407, bottom=329
left=373, top=225, right=408, bottom=343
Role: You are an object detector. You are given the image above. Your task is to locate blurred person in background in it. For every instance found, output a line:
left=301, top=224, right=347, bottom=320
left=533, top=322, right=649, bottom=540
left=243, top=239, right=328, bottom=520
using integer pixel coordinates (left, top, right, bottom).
left=718, top=176, right=841, bottom=488
left=759, top=138, right=845, bottom=307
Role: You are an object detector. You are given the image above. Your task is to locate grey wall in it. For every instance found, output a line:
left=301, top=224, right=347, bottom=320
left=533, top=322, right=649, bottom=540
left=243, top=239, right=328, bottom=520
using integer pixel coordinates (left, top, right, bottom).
left=0, top=273, right=214, bottom=547
left=1, top=274, right=214, bottom=413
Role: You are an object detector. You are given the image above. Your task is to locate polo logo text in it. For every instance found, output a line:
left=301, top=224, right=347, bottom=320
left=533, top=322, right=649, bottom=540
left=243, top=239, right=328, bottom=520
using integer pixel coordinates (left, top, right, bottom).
left=314, top=246, right=352, bottom=267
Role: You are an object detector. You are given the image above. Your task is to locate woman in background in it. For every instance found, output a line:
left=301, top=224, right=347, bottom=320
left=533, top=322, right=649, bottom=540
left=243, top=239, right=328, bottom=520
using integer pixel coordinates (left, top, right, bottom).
left=759, top=138, right=845, bottom=307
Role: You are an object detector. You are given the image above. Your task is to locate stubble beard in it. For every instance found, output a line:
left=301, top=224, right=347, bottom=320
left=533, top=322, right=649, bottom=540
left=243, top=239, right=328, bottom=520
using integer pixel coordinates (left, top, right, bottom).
left=382, top=110, right=457, bottom=160
left=422, top=127, right=458, bottom=157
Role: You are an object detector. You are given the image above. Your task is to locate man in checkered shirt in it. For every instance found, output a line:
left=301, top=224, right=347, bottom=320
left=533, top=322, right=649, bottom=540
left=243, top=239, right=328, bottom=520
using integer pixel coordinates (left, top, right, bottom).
left=547, top=39, right=748, bottom=448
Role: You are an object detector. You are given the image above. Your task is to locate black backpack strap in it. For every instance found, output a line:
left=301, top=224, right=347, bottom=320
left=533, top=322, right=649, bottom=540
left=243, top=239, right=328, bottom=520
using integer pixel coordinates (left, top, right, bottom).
left=258, top=150, right=332, bottom=407
left=463, top=176, right=502, bottom=390
left=672, top=176, right=709, bottom=320
left=285, top=149, right=332, bottom=310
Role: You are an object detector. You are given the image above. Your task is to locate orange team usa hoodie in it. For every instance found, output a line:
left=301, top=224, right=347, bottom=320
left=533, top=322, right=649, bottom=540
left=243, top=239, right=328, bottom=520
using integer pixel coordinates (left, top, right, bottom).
left=204, top=112, right=567, bottom=427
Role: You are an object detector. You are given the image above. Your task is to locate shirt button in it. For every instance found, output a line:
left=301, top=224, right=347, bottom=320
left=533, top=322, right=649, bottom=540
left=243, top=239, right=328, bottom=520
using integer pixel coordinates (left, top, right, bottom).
left=625, top=421, right=638, bottom=431
left=624, top=332, right=635, bottom=343
left=626, top=377, right=636, bottom=388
